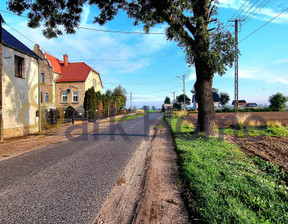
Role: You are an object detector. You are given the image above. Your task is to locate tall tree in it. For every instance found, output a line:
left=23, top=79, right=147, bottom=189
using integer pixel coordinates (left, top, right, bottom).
left=83, top=86, right=97, bottom=119
left=177, top=94, right=191, bottom=106
left=269, top=93, right=288, bottom=111
left=219, top=92, right=230, bottom=107
left=8, top=0, right=236, bottom=134
left=164, top=96, right=171, bottom=104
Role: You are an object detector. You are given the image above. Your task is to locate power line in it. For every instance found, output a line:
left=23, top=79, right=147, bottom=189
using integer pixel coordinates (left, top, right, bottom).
left=72, top=55, right=179, bottom=62
left=235, top=0, right=253, bottom=20
left=238, top=0, right=260, bottom=21
left=239, top=6, right=288, bottom=43
left=77, top=26, right=165, bottom=35
left=4, top=22, right=51, bottom=54
left=136, top=85, right=182, bottom=95
left=225, top=0, right=250, bottom=27
left=0, top=9, right=165, bottom=35
left=242, top=0, right=271, bottom=26
left=103, top=78, right=177, bottom=86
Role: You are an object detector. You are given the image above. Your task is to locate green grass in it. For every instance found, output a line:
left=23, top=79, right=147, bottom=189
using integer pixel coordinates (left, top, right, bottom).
left=223, top=126, right=288, bottom=138
left=110, top=113, right=144, bottom=122
left=165, top=116, right=288, bottom=224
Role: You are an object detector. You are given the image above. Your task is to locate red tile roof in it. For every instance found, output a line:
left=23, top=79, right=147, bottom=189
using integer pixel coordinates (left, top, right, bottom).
left=45, top=53, right=63, bottom=74
left=44, top=53, right=102, bottom=85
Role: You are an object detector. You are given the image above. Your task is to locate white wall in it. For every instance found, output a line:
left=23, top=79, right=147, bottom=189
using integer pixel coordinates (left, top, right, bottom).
left=2, top=45, right=39, bottom=134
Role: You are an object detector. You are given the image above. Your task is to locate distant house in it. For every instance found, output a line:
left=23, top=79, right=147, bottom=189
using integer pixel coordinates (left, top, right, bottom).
left=1, top=26, right=40, bottom=139
left=42, top=53, right=103, bottom=114
left=192, top=92, right=220, bottom=111
left=232, top=100, right=247, bottom=107
left=246, top=103, right=257, bottom=108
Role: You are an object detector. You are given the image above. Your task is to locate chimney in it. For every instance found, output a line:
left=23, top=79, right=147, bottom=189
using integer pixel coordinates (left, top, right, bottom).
left=63, top=54, right=68, bottom=66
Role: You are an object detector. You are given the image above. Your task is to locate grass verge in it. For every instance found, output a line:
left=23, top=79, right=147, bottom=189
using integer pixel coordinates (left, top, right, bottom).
left=109, top=113, right=144, bottom=122
left=165, top=115, right=288, bottom=224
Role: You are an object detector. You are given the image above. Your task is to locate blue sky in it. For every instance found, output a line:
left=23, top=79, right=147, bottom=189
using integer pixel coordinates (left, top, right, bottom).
left=1, top=0, right=288, bottom=109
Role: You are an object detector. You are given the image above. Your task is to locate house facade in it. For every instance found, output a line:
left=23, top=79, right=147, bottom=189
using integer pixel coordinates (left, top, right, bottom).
left=192, top=92, right=220, bottom=111
left=44, top=53, right=103, bottom=114
left=1, top=27, right=40, bottom=139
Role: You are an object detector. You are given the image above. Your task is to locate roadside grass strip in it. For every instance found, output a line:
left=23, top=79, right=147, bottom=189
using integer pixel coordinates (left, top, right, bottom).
left=109, top=113, right=144, bottom=122
left=166, top=116, right=288, bottom=224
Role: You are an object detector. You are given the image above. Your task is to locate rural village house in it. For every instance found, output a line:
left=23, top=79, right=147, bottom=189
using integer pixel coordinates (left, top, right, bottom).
left=192, top=92, right=220, bottom=111
left=0, top=23, right=40, bottom=139
left=39, top=51, right=103, bottom=115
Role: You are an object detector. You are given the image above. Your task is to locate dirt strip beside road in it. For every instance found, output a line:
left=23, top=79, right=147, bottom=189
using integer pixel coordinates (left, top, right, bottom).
left=94, top=119, right=189, bottom=224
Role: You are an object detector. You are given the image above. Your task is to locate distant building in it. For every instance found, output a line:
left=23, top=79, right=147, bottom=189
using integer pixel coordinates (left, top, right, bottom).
left=192, top=92, right=220, bottom=111
left=246, top=103, right=258, bottom=108
left=232, top=100, right=247, bottom=107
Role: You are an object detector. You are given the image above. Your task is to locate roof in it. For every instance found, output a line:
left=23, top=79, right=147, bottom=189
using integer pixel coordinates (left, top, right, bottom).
left=44, top=53, right=102, bottom=86
left=232, top=100, right=247, bottom=105
left=45, top=52, right=63, bottom=74
left=193, top=92, right=220, bottom=103
left=2, top=27, right=40, bottom=59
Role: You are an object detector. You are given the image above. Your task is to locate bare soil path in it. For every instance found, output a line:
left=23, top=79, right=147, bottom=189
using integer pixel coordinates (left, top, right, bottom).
left=94, top=119, right=189, bottom=224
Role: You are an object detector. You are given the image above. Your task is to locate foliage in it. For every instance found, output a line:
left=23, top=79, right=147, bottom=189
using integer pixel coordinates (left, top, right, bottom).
left=219, top=92, right=230, bottom=106
left=151, top=105, right=156, bottom=111
left=164, top=96, right=171, bottom=104
left=269, top=92, right=288, bottom=111
left=166, top=116, right=288, bottom=224
left=83, top=86, right=97, bottom=112
left=64, top=105, right=76, bottom=118
left=176, top=94, right=191, bottom=106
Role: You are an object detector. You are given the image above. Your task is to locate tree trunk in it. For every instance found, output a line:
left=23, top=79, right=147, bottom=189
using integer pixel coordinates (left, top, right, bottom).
left=194, top=62, right=216, bottom=136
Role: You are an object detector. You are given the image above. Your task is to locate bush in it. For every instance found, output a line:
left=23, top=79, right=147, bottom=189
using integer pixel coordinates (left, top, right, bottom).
left=64, top=106, right=76, bottom=118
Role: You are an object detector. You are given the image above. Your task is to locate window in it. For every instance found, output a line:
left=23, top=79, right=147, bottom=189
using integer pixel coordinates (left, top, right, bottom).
left=62, top=92, right=68, bottom=103
left=45, top=93, right=49, bottom=103
left=93, top=78, right=96, bottom=88
left=40, top=92, right=43, bottom=104
left=41, top=73, right=45, bottom=83
left=15, top=55, right=24, bottom=78
left=72, top=91, right=78, bottom=103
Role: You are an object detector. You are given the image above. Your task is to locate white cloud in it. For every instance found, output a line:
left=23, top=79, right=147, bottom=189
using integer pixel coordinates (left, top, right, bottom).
left=81, top=3, right=90, bottom=25
left=239, top=60, right=288, bottom=84
left=219, top=0, right=288, bottom=25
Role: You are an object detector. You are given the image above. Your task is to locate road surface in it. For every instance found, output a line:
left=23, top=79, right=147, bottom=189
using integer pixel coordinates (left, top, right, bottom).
left=0, top=113, right=161, bottom=223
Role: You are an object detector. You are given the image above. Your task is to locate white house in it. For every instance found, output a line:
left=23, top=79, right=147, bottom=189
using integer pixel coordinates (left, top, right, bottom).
left=192, top=92, right=220, bottom=111
left=1, top=23, right=40, bottom=139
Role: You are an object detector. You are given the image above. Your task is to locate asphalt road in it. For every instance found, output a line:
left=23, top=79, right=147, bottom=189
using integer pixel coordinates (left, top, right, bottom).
left=0, top=113, right=161, bottom=224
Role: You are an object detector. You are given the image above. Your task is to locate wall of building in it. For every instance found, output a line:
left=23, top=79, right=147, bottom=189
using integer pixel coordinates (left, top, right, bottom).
left=85, top=70, right=103, bottom=93
left=56, top=82, right=86, bottom=114
left=33, top=45, right=56, bottom=106
left=2, top=45, right=39, bottom=138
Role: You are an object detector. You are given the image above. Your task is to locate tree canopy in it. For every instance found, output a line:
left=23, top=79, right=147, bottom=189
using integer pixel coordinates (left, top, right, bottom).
left=269, top=93, right=288, bottom=111
left=219, top=92, right=230, bottom=107
left=164, top=96, right=171, bottom=104
left=177, top=94, right=191, bottom=106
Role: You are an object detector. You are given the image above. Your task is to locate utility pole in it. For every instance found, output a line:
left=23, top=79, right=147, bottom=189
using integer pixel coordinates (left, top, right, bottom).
left=170, top=91, right=176, bottom=104
left=229, top=19, right=244, bottom=113
left=130, top=92, right=132, bottom=113
left=177, top=75, right=186, bottom=110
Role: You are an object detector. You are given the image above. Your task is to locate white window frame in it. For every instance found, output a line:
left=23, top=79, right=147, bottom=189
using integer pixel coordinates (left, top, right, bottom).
left=62, top=91, right=68, bottom=103
left=72, top=91, right=79, bottom=103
